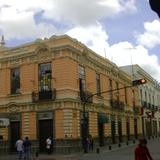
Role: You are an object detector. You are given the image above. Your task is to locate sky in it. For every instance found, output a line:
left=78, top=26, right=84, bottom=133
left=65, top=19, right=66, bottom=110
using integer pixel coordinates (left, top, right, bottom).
left=0, top=0, right=160, bottom=81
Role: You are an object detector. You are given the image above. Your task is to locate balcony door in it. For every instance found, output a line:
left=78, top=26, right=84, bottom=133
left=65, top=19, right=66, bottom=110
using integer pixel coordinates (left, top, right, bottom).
left=111, top=115, right=116, bottom=144
left=39, top=63, right=52, bottom=100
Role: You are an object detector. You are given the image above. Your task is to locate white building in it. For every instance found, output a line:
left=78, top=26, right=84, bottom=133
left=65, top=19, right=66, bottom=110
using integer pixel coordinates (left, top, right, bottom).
left=120, top=65, right=160, bottom=138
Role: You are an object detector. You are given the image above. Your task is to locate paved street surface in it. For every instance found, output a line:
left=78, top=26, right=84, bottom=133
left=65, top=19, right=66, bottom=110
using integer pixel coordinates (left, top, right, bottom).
left=0, top=138, right=160, bottom=160
left=79, top=138, right=160, bottom=160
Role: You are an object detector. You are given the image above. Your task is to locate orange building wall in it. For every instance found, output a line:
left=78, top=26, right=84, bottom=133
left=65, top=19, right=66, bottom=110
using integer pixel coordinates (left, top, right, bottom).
left=0, top=68, right=10, bottom=96
left=100, top=75, right=109, bottom=99
left=55, top=110, right=64, bottom=139
left=85, top=67, right=96, bottom=93
left=89, top=112, right=98, bottom=137
left=21, top=112, right=37, bottom=140
left=53, top=57, right=78, bottom=90
left=72, top=110, right=80, bottom=138
left=20, top=64, right=37, bottom=93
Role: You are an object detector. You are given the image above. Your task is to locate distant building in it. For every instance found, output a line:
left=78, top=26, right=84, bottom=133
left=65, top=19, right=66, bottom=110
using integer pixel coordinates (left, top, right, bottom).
left=0, top=35, right=141, bottom=153
left=120, top=65, right=160, bottom=138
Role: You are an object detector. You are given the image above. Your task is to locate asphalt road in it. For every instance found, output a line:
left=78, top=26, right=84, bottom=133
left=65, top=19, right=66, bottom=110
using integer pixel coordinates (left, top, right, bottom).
left=79, top=138, right=160, bottom=160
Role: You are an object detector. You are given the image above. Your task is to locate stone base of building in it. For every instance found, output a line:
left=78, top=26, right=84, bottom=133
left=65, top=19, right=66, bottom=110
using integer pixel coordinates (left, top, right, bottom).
left=0, top=134, right=144, bottom=154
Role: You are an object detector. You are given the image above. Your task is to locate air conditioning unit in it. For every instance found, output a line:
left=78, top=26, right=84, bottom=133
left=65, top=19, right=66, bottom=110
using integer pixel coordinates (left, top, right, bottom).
left=0, top=118, right=9, bottom=127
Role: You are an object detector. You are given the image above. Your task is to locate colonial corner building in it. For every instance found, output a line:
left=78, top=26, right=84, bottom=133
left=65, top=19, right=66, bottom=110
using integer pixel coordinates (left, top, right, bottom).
left=0, top=35, right=158, bottom=153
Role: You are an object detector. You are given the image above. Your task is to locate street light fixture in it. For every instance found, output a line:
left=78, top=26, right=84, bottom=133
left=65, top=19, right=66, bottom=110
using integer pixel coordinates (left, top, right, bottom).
left=132, top=79, right=147, bottom=86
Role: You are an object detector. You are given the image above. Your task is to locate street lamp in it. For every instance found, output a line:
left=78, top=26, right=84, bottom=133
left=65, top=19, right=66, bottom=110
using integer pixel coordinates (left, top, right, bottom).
left=132, top=79, right=147, bottom=86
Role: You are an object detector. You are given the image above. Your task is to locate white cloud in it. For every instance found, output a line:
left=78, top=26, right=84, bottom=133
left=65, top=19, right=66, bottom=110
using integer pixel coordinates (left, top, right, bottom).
left=136, top=20, right=160, bottom=48
left=0, top=0, right=159, bottom=81
left=108, top=42, right=160, bottom=81
left=0, top=0, right=137, bottom=40
left=0, top=6, right=59, bottom=40
left=43, top=0, right=137, bottom=26
left=66, top=24, right=109, bottom=56
left=67, top=24, right=160, bottom=81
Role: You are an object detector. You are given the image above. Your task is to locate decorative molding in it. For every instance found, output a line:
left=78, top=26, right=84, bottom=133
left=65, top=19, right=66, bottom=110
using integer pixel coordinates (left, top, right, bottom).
left=38, top=111, right=53, bottom=120
left=8, top=103, right=19, bottom=112
left=36, top=103, right=53, bottom=111
left=10, top=113, right=21, bottom=121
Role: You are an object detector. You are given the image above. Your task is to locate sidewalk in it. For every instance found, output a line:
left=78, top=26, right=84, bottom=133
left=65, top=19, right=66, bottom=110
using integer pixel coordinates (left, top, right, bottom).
left=0, top=153, right=81, bottom=160
left=0, top=139, right=146, bottom=160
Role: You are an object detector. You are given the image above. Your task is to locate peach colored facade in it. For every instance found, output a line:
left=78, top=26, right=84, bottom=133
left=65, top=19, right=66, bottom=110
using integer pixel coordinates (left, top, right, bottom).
left=0, top=35, right=141, bottom=153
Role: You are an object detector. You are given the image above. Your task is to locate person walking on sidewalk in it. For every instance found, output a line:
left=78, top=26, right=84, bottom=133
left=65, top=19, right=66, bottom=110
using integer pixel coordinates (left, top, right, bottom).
left=15, top=138, right=23, bottom=160
left=135, top=138, right=153, bottom=160
left=88, top=135, right=94, bottom=151
left=23, top=137, right=32, bottom=160
left=46, top=137, right=52, bottom=154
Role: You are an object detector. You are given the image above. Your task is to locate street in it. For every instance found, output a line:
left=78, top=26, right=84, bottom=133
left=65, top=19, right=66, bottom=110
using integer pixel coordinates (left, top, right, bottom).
left=79, top=138, right=160, bottom=160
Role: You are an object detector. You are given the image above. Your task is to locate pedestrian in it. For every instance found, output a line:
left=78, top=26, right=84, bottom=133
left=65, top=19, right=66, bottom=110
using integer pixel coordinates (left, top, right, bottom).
left=50, top=137, right=54, bottom=153
left=88, top=135, right=94, bottom=151
left=46, top=137, right=52, bottom=154
left=83, top=137, right=89, bottom=153
left=135, top=138, right=153, bottom=160
left=23, top=137, right=31, bottom=160
left=15, top=138, right=23, bottom=160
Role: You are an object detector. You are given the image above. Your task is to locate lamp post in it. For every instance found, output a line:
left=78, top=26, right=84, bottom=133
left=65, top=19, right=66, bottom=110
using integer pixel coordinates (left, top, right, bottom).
left=82, top=101, right=87, bottom=153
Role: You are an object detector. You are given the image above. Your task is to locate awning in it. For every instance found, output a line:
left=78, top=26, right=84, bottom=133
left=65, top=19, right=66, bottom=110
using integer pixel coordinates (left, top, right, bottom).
left=98, top=113, right=109, bottom=123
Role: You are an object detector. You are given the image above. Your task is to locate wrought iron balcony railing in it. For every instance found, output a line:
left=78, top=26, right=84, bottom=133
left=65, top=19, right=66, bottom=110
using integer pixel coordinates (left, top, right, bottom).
left=155, top=106, right=158, bottom=111
left=110, top=99, right=124, bottom=110
left=147, top=103, right=151, bottom=109
left=80, top=90, right=93, bottom=103
left=142, top=101, right=148, bottom=108
left=32, top=89, right=56, bottom=102
left=133, top=106, right=140, bottom=114
left=152, top=105, right=158, bottom=111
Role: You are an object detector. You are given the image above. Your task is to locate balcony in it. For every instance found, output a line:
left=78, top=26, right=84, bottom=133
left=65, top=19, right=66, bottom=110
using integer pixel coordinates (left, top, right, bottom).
left=133, top=106, right=139, bottom=114
left=153, top=105, right=158, bottom=111
left=80, top=91, right=93, bottom=103
left=147, top=103, right=151, bottom=109
left=110, top=99, right=124, bottom=110
left=142, top=101, right=148, bottom=108
left=32, top=89, right=56, bottom=102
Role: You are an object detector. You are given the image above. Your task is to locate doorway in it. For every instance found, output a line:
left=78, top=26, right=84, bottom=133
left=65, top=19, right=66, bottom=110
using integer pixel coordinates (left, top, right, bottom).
left=10, top=121, right=20, bottom=152
left=80, top=112, right=89, bottom=149
left=134, top=118, right=138, bottom=139
left=118, top=120, right=122, bottom=143
left=39, top=119, right=53, bottom=152
left=98, top=123, right=104, bottom=146
left=126, top=121, right=130, bottom=141
left=111, top=118, right=116, bottom=144
left=145, top=119, right=152, bottom=138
